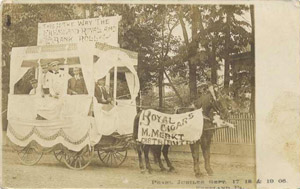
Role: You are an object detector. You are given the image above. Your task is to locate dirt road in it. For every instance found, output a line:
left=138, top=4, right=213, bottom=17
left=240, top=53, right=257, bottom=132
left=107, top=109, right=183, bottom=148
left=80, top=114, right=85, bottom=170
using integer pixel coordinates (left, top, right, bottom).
left=1, top=147, right=256, bottom=188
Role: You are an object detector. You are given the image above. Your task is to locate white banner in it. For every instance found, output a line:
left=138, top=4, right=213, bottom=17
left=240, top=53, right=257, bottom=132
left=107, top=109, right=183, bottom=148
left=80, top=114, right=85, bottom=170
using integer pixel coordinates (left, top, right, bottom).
left=37, top=16, right=121, bottom=46
left=137, top=109, right=204, bottom=145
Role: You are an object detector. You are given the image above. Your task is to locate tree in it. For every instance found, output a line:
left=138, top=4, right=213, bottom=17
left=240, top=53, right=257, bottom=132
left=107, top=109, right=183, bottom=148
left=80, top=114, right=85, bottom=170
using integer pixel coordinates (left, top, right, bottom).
left=249, top=5, right=255, bottom=113
left=156, top=5, right=180, bottom=108
left=218, top=5, right=252, bottom=90
left=171, top=5, right=253, bottom=112
left=177, top=5, right=200, bottom=102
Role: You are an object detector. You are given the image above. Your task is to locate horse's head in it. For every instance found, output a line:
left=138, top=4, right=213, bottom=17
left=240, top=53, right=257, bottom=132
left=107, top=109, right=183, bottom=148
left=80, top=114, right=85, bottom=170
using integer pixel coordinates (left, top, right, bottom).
left=215, top=86, right=236, bottom=119
left=210, top=86, right=235, bottom=119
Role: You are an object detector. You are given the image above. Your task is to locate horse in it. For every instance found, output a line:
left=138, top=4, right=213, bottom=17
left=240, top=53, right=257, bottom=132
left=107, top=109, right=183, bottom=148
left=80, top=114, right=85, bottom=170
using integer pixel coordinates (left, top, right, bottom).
left=186, top=88, right=231, bottom=177
left=133, top=110, right=174, bottom=173
left=133, top=87, right=232, bottom=176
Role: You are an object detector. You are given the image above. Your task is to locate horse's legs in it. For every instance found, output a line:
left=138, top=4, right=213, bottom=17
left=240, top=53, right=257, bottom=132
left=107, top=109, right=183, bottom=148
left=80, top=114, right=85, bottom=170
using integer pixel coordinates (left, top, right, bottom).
left=152, top=146, right=166, bottom=171
left=162, top=145, right=174, bottom=172
left=133, top=113, right=146, bottom=173
left=137, top=144, right=145, bottom=173
left=201, top=131, right=214, bottom=176
left=151, top=148, right=158, bottom=164
left=190, top=141, right=202, bottom=177
left=144, top=145, right=152, bottom=173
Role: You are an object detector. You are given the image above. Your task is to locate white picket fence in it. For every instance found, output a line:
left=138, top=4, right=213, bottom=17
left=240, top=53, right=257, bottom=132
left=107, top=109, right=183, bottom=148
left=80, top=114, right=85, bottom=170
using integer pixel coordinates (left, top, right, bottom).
left=212, top=113, right=255, bottom=144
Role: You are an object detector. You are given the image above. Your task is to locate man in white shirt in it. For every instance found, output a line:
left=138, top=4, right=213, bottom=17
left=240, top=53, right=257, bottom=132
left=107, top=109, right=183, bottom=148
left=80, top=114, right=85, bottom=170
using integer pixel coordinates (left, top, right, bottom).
left=41, top=63, right=51, bottom=96
left=36, top=61, right=66, bottom=120
left=48, top=61, right=67, bottom=98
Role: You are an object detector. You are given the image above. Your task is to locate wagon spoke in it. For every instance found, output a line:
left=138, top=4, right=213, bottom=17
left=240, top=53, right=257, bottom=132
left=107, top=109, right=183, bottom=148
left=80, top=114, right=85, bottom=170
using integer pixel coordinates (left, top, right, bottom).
left=58, top=151, right=64, bottom=158
left=102, top=152, right=110, bottom=162
left=110, top=152, right=113, bottom=166
left=103, top=152, right=108, bottom=164
left=113, top=152, right=120, bottom=165
left=112, top=152, right=119, bottom=163
left=74, top=158, right=78, bottom=167
left=106, top=153, right=111, bottom=165
left=112, top=153, right=116, bottom=166
left=73, top=158, right=77, bottom=168
left=79, top=157, right=82, bottom=168
left=71, top=157, right=76, bottom=167
left=67, top=155, right=72, bottom=162
left=75, top=158, right=79, bottom=168
left=116, top=151, right=125, bottom=158
left=73, top=157, right=76, bottom=168
left=74, top=155, right=80, bottom=164
left=68, top=156, right=73, bottom=165
left=19, top=150, right=26, bottom=158
left=24, top=148, right=31, bottom=158
left=76, top=157, right=80, bottom=168
left=81, top=156, right=86, bottom=163
left=114, top=152, right=122, bottom=163
left=109, top=153, right=113, bottom=165
left=65, top=155, right=71, bottom=161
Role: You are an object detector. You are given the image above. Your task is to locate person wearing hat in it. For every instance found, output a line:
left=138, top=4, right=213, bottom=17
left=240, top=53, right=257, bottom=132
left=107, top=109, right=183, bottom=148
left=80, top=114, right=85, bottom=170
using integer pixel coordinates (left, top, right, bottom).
left=196, top=77, right=221, bottom=107
left=48, top=60, right=66, bottom=98
left=29, top=78, right=38, bottom=95
left=67, top=67, right=88, bottom=95
left=41, top=63, right=51, bottom=96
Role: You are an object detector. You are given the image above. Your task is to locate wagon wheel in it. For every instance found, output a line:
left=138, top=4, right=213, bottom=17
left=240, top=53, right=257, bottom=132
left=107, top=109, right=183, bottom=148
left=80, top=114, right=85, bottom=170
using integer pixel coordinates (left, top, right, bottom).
left=63, top=146, right=94, bottom=170
left=97, top=148, right=127, bottom=167
left=53, top=149, right=65, bottom=163
left=17, top=146, right=43, bottom=166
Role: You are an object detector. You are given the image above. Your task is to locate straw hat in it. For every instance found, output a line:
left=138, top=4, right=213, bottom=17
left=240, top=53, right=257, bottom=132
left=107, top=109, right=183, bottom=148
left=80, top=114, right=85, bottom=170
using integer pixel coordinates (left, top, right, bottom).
left=30, top=78, right=38, bottom=84
left=49, top=60, right=60, bottom=67
left=40, top=62, right=49, bottom=68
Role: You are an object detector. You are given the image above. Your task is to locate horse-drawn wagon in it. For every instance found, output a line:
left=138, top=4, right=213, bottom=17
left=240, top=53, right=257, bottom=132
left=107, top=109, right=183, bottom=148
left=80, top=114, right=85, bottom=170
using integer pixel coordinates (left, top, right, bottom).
left=7, top=42, right=140, bottom=170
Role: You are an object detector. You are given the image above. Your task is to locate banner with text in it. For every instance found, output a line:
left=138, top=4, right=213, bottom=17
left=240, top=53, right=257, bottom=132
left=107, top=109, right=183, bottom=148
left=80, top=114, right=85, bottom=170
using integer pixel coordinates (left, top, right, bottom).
left=37, top=16, right=120, bottom=46
left=137, top=109, right=204, bottom=145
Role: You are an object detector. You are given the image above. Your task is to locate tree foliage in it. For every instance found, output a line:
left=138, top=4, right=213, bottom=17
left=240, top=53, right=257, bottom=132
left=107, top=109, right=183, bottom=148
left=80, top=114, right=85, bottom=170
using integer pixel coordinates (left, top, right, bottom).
left=167, top=5, right=253, bottom=111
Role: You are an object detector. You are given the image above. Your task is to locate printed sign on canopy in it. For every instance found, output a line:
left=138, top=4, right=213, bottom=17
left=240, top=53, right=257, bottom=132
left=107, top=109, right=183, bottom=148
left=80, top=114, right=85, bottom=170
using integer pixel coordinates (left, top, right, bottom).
left=137, top=109, right=204, bottom=145
left=37, top=16, right=121, bottom=46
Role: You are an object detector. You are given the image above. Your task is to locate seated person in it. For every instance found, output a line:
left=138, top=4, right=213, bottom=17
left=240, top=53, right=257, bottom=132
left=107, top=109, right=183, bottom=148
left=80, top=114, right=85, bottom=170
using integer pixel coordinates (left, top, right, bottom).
left=94, top=79, right=112, bottom=104
left=48, top=61, right=66, bottom=98
left=67, top=67, right=88, bottom=95
left=29, top=79, right=38, bottom=95
left=41, top=63, right=50, bottom=96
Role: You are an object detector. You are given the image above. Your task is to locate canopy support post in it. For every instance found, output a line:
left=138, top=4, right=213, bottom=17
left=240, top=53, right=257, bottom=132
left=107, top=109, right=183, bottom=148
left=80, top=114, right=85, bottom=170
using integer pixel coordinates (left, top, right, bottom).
left=105, top=72, right=110, bottom=88
left=37, top=59, right=42, bottom=95
left=113, top=66, right=117, bottom=104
